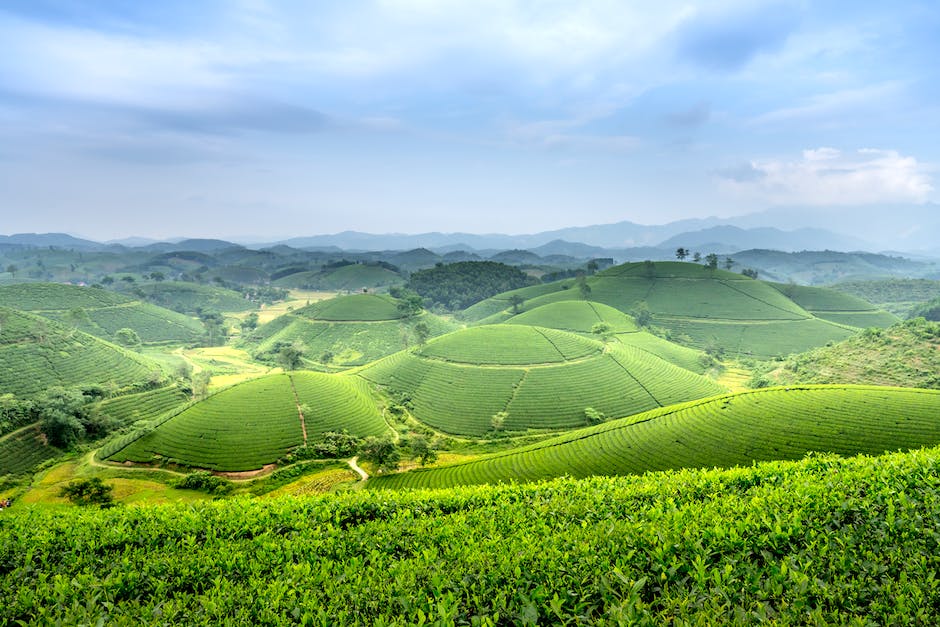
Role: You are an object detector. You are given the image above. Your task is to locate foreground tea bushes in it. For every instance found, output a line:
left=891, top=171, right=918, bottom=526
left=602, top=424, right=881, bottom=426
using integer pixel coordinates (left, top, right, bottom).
left=4, top=447, right=940, bottom=624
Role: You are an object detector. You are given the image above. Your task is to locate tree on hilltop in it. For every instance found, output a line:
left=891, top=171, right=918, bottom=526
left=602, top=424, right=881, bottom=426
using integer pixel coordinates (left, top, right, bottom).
left=509, top=294, right=525, bottom=314
left=693, top=252, right=702, bottom=263
left=675, top=248, right=688, bottom=261
left=704, top=253, right=719, bottom=270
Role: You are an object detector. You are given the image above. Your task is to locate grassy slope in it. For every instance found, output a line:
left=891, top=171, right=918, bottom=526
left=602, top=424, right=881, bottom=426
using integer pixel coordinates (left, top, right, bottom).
left=0, top=283, right=204, bottom=343
left=371, top=385, right=940, bottom=490
left=131, top=281, right=257, bottom=314
left=5, top=447, right=940, bottom=624
left=357, top=325, right=723, bottom=436
left=831, top=278, right=940, bottom=317
left=767, top=318, right=940, bottom=388
left=0, top=424, right=61, bottom=476
left=274, top=265, right=403, bottom=290
left=0, top=307, right=162, bottom=398
left=463, top=262, right=856, bottom=359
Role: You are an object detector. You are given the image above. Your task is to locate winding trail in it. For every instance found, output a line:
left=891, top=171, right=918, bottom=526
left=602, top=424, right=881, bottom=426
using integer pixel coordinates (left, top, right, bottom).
left=347, top=456, right=369, bottom=482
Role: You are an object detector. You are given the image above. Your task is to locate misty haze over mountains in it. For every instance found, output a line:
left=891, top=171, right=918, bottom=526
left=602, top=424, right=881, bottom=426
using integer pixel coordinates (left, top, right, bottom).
left=4, top=203, right=937, bottom=258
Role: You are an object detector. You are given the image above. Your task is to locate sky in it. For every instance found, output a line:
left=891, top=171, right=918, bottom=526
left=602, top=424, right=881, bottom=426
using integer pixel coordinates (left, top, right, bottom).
left=0, top=0, right=937, bottom=240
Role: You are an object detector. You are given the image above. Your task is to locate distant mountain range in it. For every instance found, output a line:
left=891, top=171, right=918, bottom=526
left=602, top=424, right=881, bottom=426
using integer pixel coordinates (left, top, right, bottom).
left=2, top=202, right=938, bottom=258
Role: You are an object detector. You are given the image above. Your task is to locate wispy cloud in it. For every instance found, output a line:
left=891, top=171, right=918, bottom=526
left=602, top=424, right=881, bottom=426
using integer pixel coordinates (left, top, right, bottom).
left=717, top=148, right=934, bottom=205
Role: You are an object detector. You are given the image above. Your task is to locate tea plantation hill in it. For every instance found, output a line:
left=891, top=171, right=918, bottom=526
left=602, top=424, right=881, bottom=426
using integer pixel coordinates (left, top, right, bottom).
left=127, top=281, right=257, bottom=315
left=464, top=261, right=863, bottom=359
left=831, top=278, right=940, bottom=317
left=766, top=282, right=899, bottom=329
left=500, top=300, right=710, bottom=373
left=371, top=385, right=940, bottom=490
left=0, top=307, right=162, bottom=399
left=764, top=318, right=940, bottom=389
left=356, top=324, right=724, bottom=436
left=103, top=372, right=388, bottom=471
left=274, top=262, right=404, bottom=290
left=244, top=293, right=458, bottom=368
left=0, top=283, right=203, bottom=344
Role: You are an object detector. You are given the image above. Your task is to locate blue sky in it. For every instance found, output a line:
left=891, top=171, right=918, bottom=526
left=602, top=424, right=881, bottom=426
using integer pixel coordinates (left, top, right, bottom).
left=0, top=0, right=937, bottom=239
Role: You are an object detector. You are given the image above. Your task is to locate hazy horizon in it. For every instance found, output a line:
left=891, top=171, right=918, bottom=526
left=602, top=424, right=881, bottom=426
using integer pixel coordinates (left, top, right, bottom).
left=1, top=1, right=937, bottom=240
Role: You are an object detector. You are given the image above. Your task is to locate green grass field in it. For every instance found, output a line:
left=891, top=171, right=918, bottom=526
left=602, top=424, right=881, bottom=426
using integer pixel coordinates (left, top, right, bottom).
left=274, top=264, right=404, bottom=290
left=370, top=385, right=940, bottom=489
left=768, top=282, right=899, bottom=329
left=6, top=447, right=940, bottom=624
left=357, top=325, right=723, bottom=436
left=503, top=300, right=638, bottom=333
left=0, top=307, right=162, bottom=398
left=0, top=282, right=204, bottom=343
left=104, top=372, right=388, bottom=470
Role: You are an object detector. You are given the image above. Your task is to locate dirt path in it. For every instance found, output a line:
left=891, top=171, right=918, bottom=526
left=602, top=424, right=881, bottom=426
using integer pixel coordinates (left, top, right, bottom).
left=287, top=375, right=308, bottom=444
left=347, top=456, right=368, bottom=482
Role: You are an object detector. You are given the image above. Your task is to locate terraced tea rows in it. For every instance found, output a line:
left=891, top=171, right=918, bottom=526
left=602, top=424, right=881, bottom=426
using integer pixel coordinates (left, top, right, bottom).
left=247, top=311, right=457, bottom=367
left=463, top=262, right=862, bottom=358
left=93, top=386, right=190, bottom=427
left=105, top=372, right=390, bottom=471
left=0, top=425, right=60, bottom=476
left=132, top=282, right=256, bottom=314
left=768, top=283, right=899, bottom=329
left=504, top=301, right=638, bottom=333
left=371, top=385, right=940, bottom=489
left=290, top=372, right=387, bottom=437
left=358, top=325, right=723, bottom=436
left=108, top=375, right=303, bottom=470
left=0, top=308, right=161, bottom=398
left=297, top=293, right=403, bottom=321
left=0, top=283, right=204, bottom=344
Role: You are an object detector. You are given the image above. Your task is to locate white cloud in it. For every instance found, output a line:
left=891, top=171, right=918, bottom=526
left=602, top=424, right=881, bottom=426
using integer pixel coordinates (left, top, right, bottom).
left=717, top=148, right=934, bottom=205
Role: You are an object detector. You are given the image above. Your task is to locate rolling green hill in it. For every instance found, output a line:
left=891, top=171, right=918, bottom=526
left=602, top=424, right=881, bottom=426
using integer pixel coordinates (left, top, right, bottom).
left=92, top=386, right=191, bottom=428
left=5, top=446, right=940, bottom=624
left=104, top=372, right=387, bottom=471
left=767, top=282, right=899, bottom=328
left=357, top=324, right=724, bottom=436
left=274, top=264, right=403, bottom=290
left=464, top=262, right=862, bottom=359
left=0, top=283, right=204, bottom=344
left=371, top=385, right=940, bottom=490
left=488, top=300, right=709, bottom=373
left=129, top=281, right=257, bottom=314
left=765, top=318, right=940, bottom=388
left=245, top=293, right=459, bottom=367
left=0, top=307, right=162, bottom=399
left=0, top=424, right=61, bottom=476
left=831, top=278, right=940, bottom=317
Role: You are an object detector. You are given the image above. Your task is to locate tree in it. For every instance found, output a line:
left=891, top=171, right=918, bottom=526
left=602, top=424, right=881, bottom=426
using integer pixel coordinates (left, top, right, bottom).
left=407, top=434, right=438, bottom=466
left=191, top=371, right=211, bottom=401
left=509, top=294, right=525, bottom=314
left=240, top=312, right=259, bottom=333
left=704, top=253, right=719, bottom=270
left=396, top=292, right=424, bottom=318
left=360, top=436, right=401, bottom=473
left=630, top=302, right=652, bottom=328
left=67, top=307, right=89, bottom=327
left=724, top=257, right=734, bottom=270
left=114, top=328, right=141, bottom=349
left=413, top=321, right=431, bottom=345
left=741, top=268, right=759, bottom=279
left=675, top=248, right=688, bottom=261
left=491, top=411, right=508, bottom=432
left=591, top=322, right=613, bottom=343
left=577, top=275, right=592, bottom=300
left=692, top=252, right=702, bottom=263
left=278, top=341, right=305, bottom=371
left=101, top=275, right=114, bottom=285
left=5, top=264, right=17, bottom=278
left=198, top=310, right=226, bottom=346
left=586, top=260, right=599, bottom=275
left=38, top=387, right=89, bottom=449
left=120, top=275, right=135, bottom=284
left=149, top=271, right=165, bottom=282
left=59, top=478, right=114, bottom=507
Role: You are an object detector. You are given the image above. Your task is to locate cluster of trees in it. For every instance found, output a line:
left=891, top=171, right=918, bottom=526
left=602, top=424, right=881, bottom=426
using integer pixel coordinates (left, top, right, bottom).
left=5, top=387, right=126, bottom=450
left=910, top=297, right=940, bottom=321
left=407, top=261, right=538, bottom=310
left=284, top=430, right=439, bottom=472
